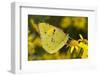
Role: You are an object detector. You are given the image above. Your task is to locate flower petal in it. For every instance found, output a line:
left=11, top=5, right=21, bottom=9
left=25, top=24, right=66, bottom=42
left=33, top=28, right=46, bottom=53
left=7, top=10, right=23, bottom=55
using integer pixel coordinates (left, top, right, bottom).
left=75, top=46, right=78, bottom=52
left=70, top=46, right=74, bottom=53
left=78, top=42, right=88, bottom=51
left=79, top=34, right=83, bottom=40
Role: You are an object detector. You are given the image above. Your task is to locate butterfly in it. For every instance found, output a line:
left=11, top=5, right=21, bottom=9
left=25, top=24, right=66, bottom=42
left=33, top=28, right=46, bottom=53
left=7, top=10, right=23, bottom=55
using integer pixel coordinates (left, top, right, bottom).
left=39, top=23, right=69, bottom=54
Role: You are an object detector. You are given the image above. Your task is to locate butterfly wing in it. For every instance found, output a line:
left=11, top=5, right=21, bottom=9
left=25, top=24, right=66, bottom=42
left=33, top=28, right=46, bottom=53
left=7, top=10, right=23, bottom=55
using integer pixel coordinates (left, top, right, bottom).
left=39, top=23, right=68, bottom=54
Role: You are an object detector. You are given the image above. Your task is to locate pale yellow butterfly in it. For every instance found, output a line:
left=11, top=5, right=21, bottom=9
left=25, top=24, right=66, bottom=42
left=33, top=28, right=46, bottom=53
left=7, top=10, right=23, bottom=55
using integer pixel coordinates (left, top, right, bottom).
left=39, top=23, right=68, bottom=54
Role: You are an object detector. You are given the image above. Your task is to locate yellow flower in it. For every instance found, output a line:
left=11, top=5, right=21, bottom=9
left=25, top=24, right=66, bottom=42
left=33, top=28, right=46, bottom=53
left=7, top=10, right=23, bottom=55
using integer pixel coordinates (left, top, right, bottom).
left=42, top=54, right=53, bottom=60
left=68, top=40, right=79, bottom=53
left=78, top=42, right=88, bottom=58
left=28, top=42, right=35, bottom=55
left=78, top=34, right=88, bottom=44
left=28, top=35, right=41, bottom=55
left=32, top=37, right=41, bottom=47
left=66, top=34, right=88, bottom=59
left=60, top=17, right=72, bottom=29
left=72, top=17, right=87, bottom=30
left=28, top=34, right=34, bottom=42
left=78, top=34, right=88, bottom=58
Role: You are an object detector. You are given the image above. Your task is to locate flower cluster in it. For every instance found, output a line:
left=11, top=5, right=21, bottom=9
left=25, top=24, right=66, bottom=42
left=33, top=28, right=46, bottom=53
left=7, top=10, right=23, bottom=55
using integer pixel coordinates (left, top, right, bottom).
left=66, top=34, right=88, bottom=58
